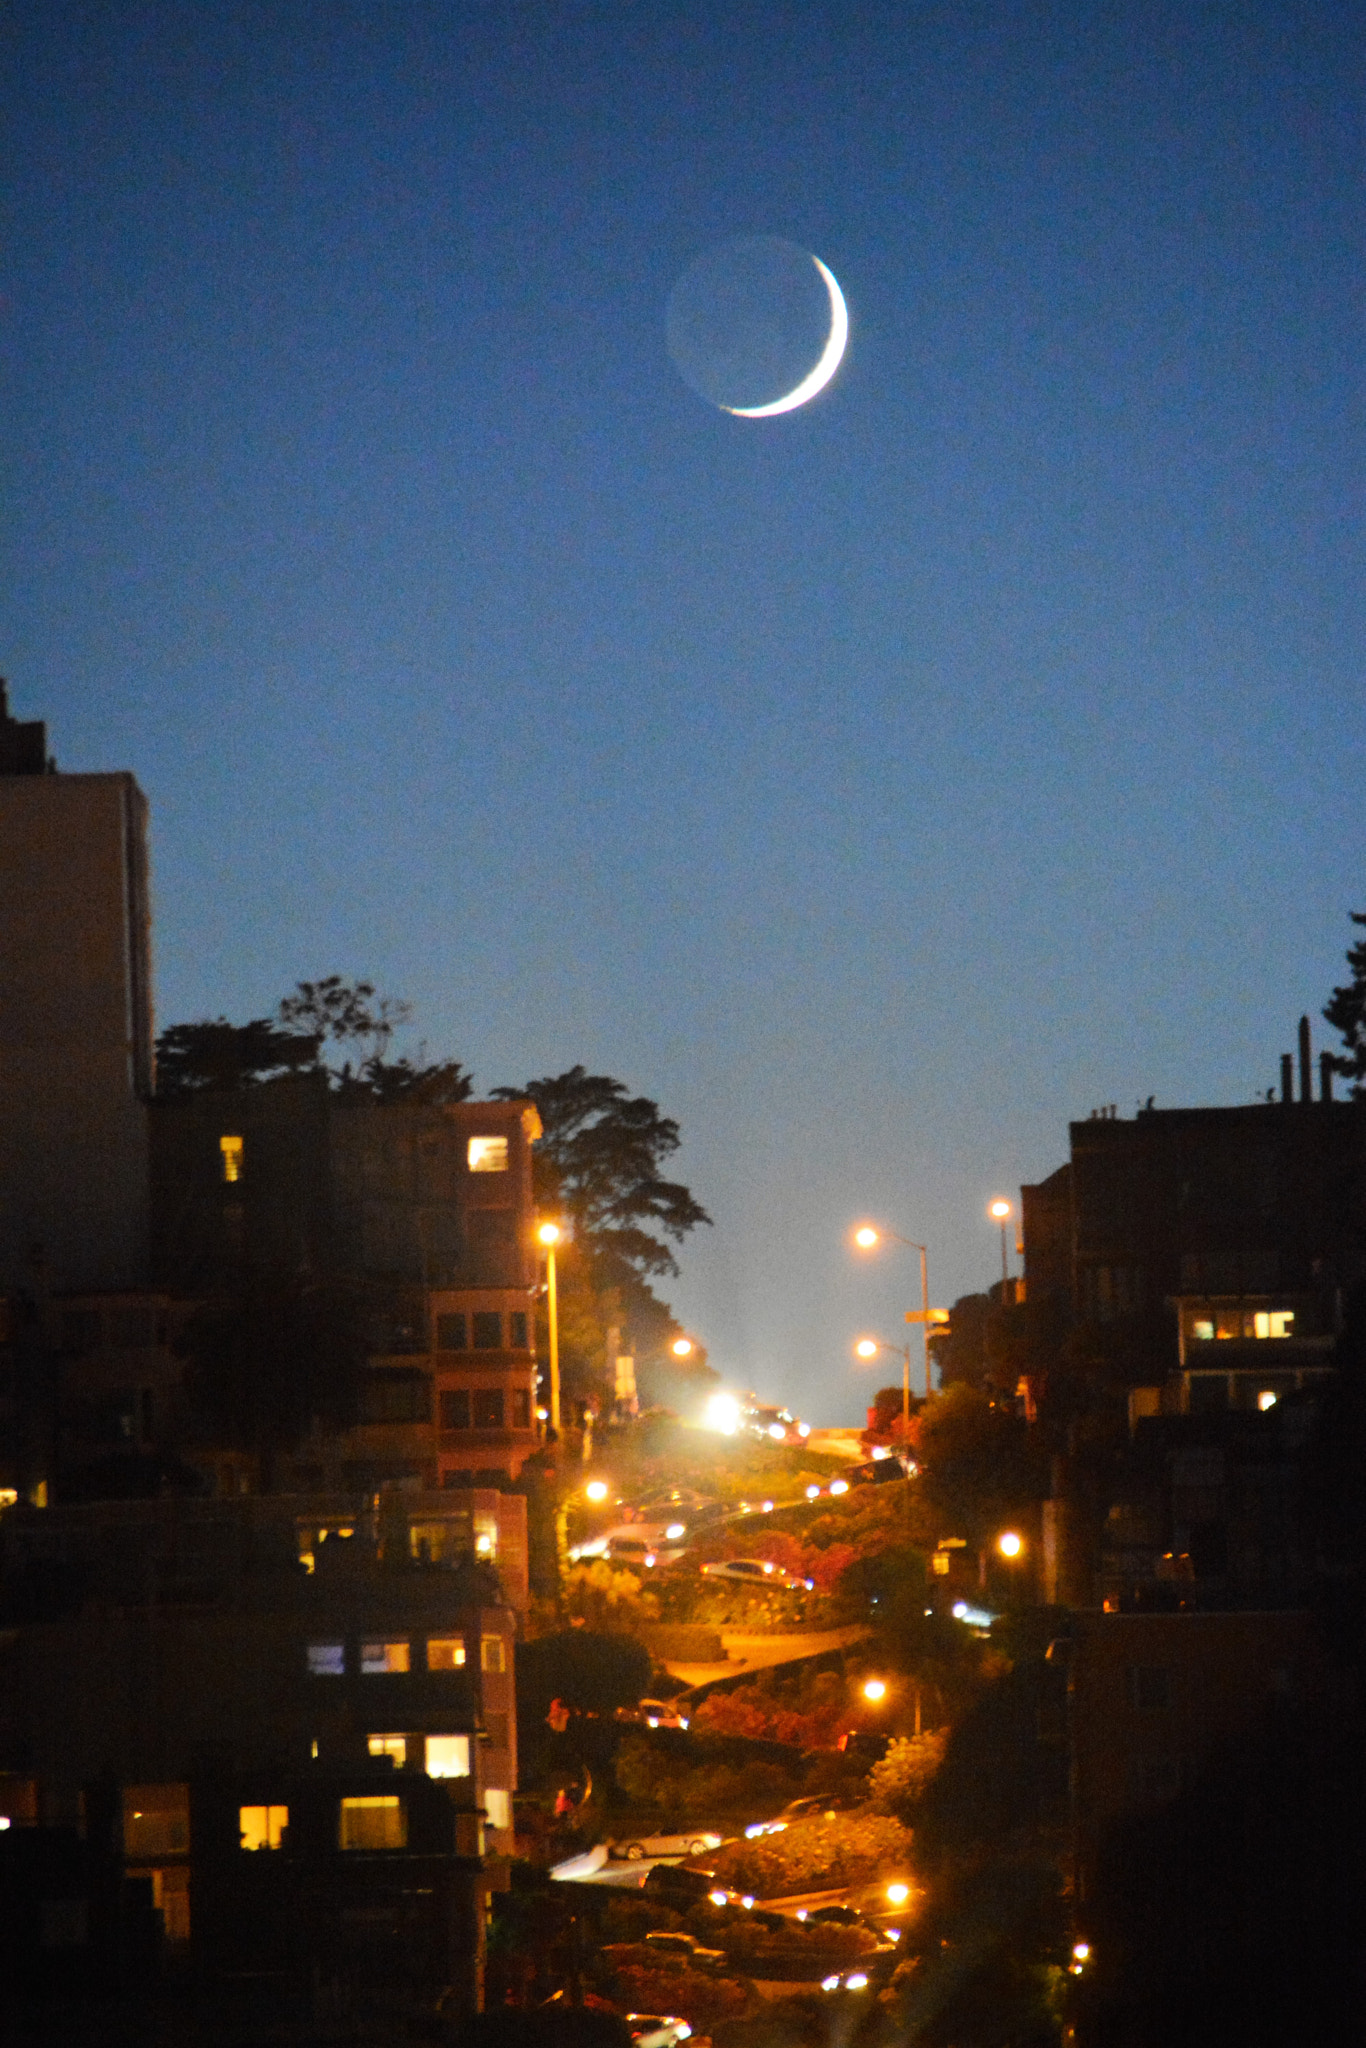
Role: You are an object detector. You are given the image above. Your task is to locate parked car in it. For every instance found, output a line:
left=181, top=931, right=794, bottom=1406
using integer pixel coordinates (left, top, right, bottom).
left=614, top=1697, right=691, bottom=1731
left=849, top=1455, right=910, bottom=1487
left=744, top=1792, right=855, bottom=1838
left=627, top=2018, right=693, bottom=2047
left=609, top=1828, right=723, bottom=1861
left=700, top=1559, right=814, bottom=1591
left=604, top=1931, right=727, bottom=1974
left=641, top=1862, right=719, bottom=1906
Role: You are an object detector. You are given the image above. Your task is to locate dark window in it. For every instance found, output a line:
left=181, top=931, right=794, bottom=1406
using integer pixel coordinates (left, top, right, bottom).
left=472, top=1312, right=502, bottom=1350
left=62, top=1308, right=102, bottom=1355
left=436, top=1314, right=468, bottom=1352
left=440, top=1390, right=471, bottom=1430
left=512, top=1389, right=531, bottom=1430
left=473, top=1388, right=504, bottom=1430
left=508, top=1311, right=529, bottom=1350
left=1125, top=1666, right=1172, bottom=1712
left=358, top=1370, right=432, bottom=1425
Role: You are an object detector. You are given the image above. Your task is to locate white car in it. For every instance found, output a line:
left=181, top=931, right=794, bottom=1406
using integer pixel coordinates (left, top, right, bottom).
left=700, top=1558, right=814, bottom=1591
left=627, top=2019, right=692, bottom=2048
left=615, top=1697, right=691, bottom=1731
left=610, top=1828, right=723, bottom=1861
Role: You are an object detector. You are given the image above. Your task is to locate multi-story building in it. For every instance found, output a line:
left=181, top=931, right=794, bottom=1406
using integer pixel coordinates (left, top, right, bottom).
left=0, top=683, right=153, bottom=1298
left=150, top=1088, right=545, bottom=1489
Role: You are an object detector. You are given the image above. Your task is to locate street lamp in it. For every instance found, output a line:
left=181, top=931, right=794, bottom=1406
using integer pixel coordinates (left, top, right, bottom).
left=854, top=1334, right=914, bottom=1438
left=584, top=1479, right=609, bottom=1505
left=852, top=1223, right=935, bottom=1405
left=537, top=1221, right=562, bottom=1433
left=988, top=1199, right=1012, bottom=1298
left=861, top=1676, right=888, bottom=1703
left=997, top=1529, right=1024, bottom=1559
left=671, top=1336, right=694, bottom=1358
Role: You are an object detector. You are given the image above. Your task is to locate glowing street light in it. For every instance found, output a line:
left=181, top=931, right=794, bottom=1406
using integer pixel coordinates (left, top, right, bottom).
left=706, top=1392, right=741, bottom=1435
left=851, top=1221, right=934, bottom=1412
left=885, top=1881, right=910, bottom=1907
left=536, top=1221, right=562, bottom=1432
left=584, top=1479, right=609, bottom=1505
left=671, top=1335, right=695, bottom=1358
left=862, top=1677, right=888, bottom=1703
left=997, top=1529, right=1024, bottom=1559
left=988, top=1198, right=1013, bottom=1296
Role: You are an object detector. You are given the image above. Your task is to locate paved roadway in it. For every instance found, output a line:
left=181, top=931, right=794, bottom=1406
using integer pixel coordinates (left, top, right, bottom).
left=662, top=1622, right=871, bottom=1689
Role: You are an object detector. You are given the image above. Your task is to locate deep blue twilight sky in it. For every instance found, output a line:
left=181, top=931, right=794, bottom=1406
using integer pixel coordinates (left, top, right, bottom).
left=3, top=2, right=1362, bottom=1421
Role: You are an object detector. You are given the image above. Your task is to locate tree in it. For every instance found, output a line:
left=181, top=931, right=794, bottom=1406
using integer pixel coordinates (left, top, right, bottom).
left=155, top=976, right=474, bottom=1102
left=1323, top=911, right=1366, bottom=1096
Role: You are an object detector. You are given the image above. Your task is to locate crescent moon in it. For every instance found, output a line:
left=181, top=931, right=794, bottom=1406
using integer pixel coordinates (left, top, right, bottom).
left=723, top=255, right=848, bottom=418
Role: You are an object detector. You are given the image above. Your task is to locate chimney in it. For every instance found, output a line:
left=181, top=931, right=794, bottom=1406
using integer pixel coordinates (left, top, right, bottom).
left=1280, top=1054, right=1293, bottom=1104
left=1321, top=1051, right=1334, bottom=1103
left=1298, top=1016, right=1312, bottom=1104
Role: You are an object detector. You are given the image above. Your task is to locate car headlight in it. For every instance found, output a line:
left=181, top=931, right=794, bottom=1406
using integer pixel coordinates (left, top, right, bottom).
left=844, top=1973, right=869, bottom=1991
left=821, top=1976, right=841, bottom=1993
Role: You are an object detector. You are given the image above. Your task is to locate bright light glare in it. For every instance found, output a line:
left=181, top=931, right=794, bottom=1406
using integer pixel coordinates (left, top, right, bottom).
left=886, top=1882, right=910, bottom=1905
left=536, top=1221, right=561, bottom=1246
left=886, top=1927, right=902, bottom=1941
left=822, top=1975, right=841, bottom=1993
left=997, top=1530, right=1024, bottom=1558
left=710, top=1890, right=729, bottom=1905
left=862, top=1678, right=888, bottom=1702
left=952, top=1601, right=969, bottom=1618
left=854, top=1225, right=880, bottom=1249
left=854, top=1338, right=879, bottom=1360
left=988, top=1199, right=1012, bottom=1221
left=1072, top=1942, right=1091, bottom=1962
left=706, top=1393, right=741, bottom=1435
left=830, top=1478, right=849, bottom=1496
left=672, top=1337, right=694, bottom=1357
left=845, top=1973, right=869, bottom=1990
left=768, top=1422, right=785, bottom=1441
left=806, top=1484, right=821, bottom=1500
left=1258, top=1390, right=1278, bottom=1411
left=584, top=1480, right=609, bottom=1503
left=665, top=1523, right=685, bottom=1539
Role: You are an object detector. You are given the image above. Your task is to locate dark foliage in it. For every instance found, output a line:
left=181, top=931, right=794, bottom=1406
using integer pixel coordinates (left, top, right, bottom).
left=155, top=1016, right=320, bottom=1094
left=1323, top=910, right=1366, bottom=1095
left=177, top=1268, right=376, bottom=1459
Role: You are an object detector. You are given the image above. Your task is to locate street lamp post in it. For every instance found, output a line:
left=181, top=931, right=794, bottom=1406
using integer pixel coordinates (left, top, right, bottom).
left=853, top=1225, right=935, bottom=1403
left=537, top=1222, right=562, bottom=1433
left=854, top=1334, right=914, bottom=1437
left=988, top=1199, right=1012, bottom=1299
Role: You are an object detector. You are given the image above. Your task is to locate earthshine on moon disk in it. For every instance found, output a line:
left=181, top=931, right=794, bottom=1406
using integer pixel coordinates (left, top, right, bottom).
left=666, top=236, right=848, bottom=417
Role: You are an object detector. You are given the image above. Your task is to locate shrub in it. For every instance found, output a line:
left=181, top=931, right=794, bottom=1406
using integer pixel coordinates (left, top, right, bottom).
left=867, top=1731, right=948, bottom=1819
left=708, top=1812, right=915, bottom=1897
left=639, top=1622, right=725, bottom=1662
left=610, top=1965, right=751, bottom=2024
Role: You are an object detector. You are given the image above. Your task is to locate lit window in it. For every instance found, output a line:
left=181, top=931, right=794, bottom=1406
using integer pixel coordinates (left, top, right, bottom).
left=220, top=1135, right=244, bottom=1184
left=426, top=1637, right=466, bottom=1671
left=468, top=1136, right=508, bottom=1173
left=338, top=1795, right=406, bottom=1850
left=1191, top=1319, right=1215, bottom=1342
left=484, top=1788, right=511, bottom=1830
left=367, top=1735, right=407, bottom=1766
left=1257, top=1390, right=1278, bottom=1411
left=474, top=1512, right=498, bottom=1557
left=307, top=1642, right=345, bottom=1677
left=123, top=1784, right=190, bottom=1858
left=1254, top=1310, right=1295, bottom=1339
left=239, top=1804, right=288, bottom=1850
left=481, top=1634, right=506, bottom=1674
left=425, top=1735, right=471, bottom=1779
left=360, top=1640, right=410, bottom=1674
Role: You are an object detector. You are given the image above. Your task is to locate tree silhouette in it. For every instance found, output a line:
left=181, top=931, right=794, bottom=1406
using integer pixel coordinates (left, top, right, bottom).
left=1323, top=910, right=1366, bottom=1096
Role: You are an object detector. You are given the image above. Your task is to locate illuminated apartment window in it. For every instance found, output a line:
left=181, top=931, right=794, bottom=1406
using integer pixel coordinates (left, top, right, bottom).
left=468, top=1136, right=508, bottom=1173
left=360, top=1640, right=410, bottom=1674
left=339, top=1795, right=406, bottom=1850
left=123, top=1783, right=190, bottom=1858
left=473, top=1388, right=504, bottom=1430
left=474, top=1511, right=498, bottom=1558
left=1191, top=1319, right=1215, bottom=1342
left=306, top=1642, right=345, bottom=1676
left=220, top=1135, right=244, bottom=1184
left=1257, top=1390, right=1279, bottom=1411
left=239, top=1804, right=288, bottom=1851
left=368, top=1734, right=408, bottom=1767
left=425, top=1734, right=471, bottom=1779
left=481, top=1634, right=506, bottom=1675
left=426, top=1636, right=466, bottom=1671
left=1254, top=1310, right=1295, bottom=1339
left=484, top=1788, right=511, bottom=1830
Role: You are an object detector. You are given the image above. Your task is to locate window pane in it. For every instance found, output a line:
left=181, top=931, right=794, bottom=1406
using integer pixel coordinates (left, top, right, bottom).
left=426, top=1637, right=466, bottom=1671
left=367, top=1735, right=407, bottom=1765
left=360, top=1640, right=410, bottom=1674
left=307, top=1642, right=346, bottom=1677
left=240, top=1804, right=288, bottom=1850
left=473, top=1512, right=498, bottom=1559
left=484, top=1789, right=511, bottom=1830
left=473, top=1389, right=504, bottom=1430
left=468, top=1137, right=509, bottom=1172
left=425, top=1735, right=471, bottom=1779
left=472, top=1312, right=502, bottom=1351
left=439, top=1390, right=471, bottom=1430
left=436, top=1313, right=468, bottom=1352
left=220, top=1135, right=243, bottom=1183
left=481, top=1634, right=506, bottom=1674
left=339, top=1796, right=406, bottom=1850
left=508, top=1311, right=529, bottom=1350
left=123, top=1784, right=190, bottom=1858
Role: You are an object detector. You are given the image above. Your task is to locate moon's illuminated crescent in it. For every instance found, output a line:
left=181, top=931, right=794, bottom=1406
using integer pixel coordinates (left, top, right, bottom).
left=723, top=255, right=848, bottom=418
